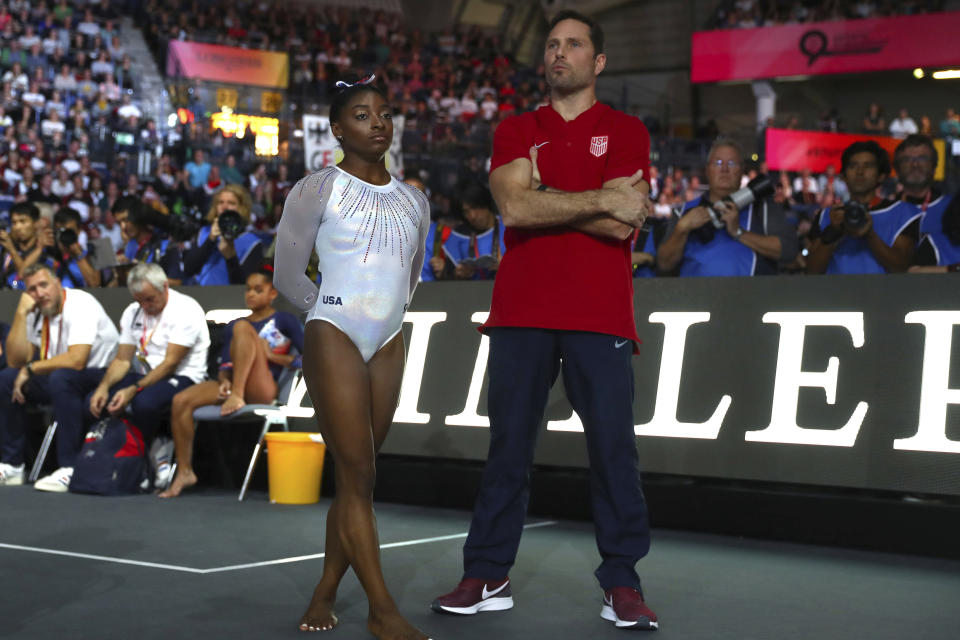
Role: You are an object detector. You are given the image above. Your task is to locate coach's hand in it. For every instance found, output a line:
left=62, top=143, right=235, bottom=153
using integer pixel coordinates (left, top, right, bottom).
left=604, top=170, right=650, bottom=228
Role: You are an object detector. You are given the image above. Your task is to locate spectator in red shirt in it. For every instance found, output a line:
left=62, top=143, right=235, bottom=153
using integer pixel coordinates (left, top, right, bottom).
left=432, top=10, right=658, bottom=631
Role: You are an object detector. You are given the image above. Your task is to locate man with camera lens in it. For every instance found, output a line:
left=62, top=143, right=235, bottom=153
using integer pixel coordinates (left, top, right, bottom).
left=895, top=135, right=960, bottom=273
left=112, top=195, right=184, bottom=284
left=49, top=207, right=101, bottom=288
left=0, top=263, right=119, bottom=490
left=806, top=141, right=919, bottom=274
left=182, top=185, right=263, bottom=285
left=657, top=139, right=795, bottom=276
left=1, top=202, right=45, bottom=289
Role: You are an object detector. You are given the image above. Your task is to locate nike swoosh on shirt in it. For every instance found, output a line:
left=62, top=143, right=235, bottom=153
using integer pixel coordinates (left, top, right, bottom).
left=615, top=339, right=630, bottom=349
left=533, top=141, right=550, bottom=149
left=482, top=582, right=509, bottom=599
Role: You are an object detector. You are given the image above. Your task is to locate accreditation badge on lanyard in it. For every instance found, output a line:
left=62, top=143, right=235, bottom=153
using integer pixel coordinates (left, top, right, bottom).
left=136, top=313, right=162, bottom=372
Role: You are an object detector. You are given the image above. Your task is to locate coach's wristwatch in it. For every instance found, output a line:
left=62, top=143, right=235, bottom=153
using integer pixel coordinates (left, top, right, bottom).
left=734, top=227, right=745, bottom=240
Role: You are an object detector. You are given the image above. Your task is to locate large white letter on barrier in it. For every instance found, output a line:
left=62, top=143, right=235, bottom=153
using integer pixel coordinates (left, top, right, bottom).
left=895, top=311, right=960, bottom=453
left=394, top=312, right=447, bottom=424
left=634, top=312, right=732, bottom=439
left=745, top=312, right=867, bottom=447
left=446, top=312, right=491, bottom=428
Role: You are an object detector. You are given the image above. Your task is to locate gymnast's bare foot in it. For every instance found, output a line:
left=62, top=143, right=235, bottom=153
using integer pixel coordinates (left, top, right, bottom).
left=368, top=610, right=430, bottom=640
left=157, top=469, right=197, bottom=498
left=220, top=394, right=247, bottom=416
left=299, top=583, right=338, bottom=632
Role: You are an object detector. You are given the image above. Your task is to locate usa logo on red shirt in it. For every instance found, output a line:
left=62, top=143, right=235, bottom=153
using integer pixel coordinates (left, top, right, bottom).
left=589, top=135, right=608, bottom=158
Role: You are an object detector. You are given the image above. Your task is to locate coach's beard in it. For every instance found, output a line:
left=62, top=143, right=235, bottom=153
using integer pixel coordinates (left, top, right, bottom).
left=546, top=70, right=592, bottom=95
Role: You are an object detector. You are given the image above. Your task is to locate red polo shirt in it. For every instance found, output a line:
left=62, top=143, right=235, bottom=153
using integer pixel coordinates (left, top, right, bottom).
left=482, top=102, right=649, bottom=344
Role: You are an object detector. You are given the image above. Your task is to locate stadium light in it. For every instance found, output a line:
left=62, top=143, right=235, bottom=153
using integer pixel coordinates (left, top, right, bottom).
left=913, top=68, right=924, bottom=79
left=932, top=69, right=960, bottom=80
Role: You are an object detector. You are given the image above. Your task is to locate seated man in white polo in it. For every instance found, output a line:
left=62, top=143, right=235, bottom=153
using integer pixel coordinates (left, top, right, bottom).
left=86, top=263, right=210, bottom=477
left=0, top=263, right=119, bottom=490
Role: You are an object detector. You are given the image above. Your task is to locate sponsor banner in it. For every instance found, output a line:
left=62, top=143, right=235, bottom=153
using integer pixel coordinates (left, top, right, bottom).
left=7, top=276, right=957, bottom=497
left=303, top=114, right=405, bottom=177
left=766, top=128, right=948, bottom=179
left=692, top=12, right=960, bottom=83
left=166, top=41, right=288, bottom=89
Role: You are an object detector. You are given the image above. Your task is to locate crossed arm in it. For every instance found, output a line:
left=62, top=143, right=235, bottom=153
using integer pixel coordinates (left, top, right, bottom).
left=489, top=150, right=651, bottom=241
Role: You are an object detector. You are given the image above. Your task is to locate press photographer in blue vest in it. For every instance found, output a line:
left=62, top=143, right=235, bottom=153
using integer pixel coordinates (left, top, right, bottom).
left=899, top=135, right=960, bottom=273
left=112, top=195, right=184, bottom=285
left=806, top=140, right=919, bottom=274
left=657, top=139, right=795, bottom=276
left=182, top=184, right=264, bottom=285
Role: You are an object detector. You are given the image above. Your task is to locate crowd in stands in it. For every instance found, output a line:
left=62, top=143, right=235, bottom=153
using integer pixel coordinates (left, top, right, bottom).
left=710, top=0, right=946, bottom=29
left=1, top=1, right=959, bottom=294
left=765, top=102, right=960, bottom=140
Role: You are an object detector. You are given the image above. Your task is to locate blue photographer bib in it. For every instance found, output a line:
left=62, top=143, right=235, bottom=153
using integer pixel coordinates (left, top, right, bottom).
left=190, top=226, right=261, bottom=286
left=676, top=197, right=771, bottom=277
left=818, top=201, right=921, bottom=274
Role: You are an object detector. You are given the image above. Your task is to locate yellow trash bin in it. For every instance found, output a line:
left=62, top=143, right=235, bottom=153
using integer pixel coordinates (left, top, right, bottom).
left=265, top=432, right=326, bottom=504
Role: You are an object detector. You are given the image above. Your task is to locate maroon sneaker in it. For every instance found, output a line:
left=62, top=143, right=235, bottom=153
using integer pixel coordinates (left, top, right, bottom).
left=431, top=577, right=513, bottom=615
left=600, top=587, right=659, bottom=630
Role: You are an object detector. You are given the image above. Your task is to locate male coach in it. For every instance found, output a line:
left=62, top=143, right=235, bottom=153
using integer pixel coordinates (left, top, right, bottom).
left=432, top=10, right=658, bottom=631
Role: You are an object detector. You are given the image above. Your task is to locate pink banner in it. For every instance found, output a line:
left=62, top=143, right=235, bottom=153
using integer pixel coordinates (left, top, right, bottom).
left=166, top=41, right=288, bottom=89
left=692, top=12, right=960, bottom=83
left=764, top=128, right=902, bottom=173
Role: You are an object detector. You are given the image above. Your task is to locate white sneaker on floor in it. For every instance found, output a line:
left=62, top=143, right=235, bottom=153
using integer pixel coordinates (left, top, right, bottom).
left=150, top=437, right=176, bottom=490
left=34, top=467, right=74, bottom=493
left=0, top=462, right=25, bottom=486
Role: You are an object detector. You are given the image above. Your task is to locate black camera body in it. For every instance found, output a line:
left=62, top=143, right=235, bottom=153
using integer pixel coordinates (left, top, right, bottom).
left=821, top=200, right=871, bottom=244
left=217, top=209, right=245, bottom=241
left=843, top=200, right=869, bottom=229
left=55, top=226, right=78, bottom=248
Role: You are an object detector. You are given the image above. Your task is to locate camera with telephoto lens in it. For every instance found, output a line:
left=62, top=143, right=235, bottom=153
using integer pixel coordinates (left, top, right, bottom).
left=55, top=226, right=78, bottom=248
left=705, top=174, right=775, bottom=229
left=217, top=209, right=245, bottom=241
left=129, top=204, right=203, bottom=243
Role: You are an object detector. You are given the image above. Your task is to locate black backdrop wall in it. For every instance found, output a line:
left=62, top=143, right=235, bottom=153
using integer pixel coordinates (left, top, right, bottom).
left=4, top=274, right=959, bottom=498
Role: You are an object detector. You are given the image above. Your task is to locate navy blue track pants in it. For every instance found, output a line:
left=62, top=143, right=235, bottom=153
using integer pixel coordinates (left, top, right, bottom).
left=462, top=327, right=651, bottom=592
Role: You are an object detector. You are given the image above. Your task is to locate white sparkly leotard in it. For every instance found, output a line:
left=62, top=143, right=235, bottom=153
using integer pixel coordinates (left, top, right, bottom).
left=274, top=166, right=430, bottom=362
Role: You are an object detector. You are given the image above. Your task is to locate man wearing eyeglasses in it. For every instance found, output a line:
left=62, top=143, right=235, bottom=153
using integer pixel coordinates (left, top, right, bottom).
left=900, top=135, right=960, bottom=273
left=657, top=139, right=795, bottom=276
left=806, top=140, right=919, bottom=274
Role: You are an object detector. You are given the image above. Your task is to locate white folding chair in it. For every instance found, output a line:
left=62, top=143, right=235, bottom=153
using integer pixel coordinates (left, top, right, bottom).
left=189, top=368, right=313, bottom=501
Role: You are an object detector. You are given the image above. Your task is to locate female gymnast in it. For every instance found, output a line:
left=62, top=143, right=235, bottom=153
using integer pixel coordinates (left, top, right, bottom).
left=273, top=78, right=432, bottom=640
left=158, top=267, right=303, bottom=498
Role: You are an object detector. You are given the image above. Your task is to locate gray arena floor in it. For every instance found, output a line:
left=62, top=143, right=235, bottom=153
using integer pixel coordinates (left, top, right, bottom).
left=0, top=487, right=957, bottom=640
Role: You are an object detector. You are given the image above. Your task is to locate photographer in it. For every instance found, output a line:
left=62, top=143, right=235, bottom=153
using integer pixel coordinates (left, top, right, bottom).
left=182, top=184, right=264, bottom=286
left=899, top=135, right=960, bottom=273
left=112, top=195, right=184, bottom=284
left=440, top=183, right=506, bottom=281
left=657, top=140, right=795, bottom=276
left=806, top=141, right=919, bottom=274
left=50, top=207, right=101, bottom=288
left=1, top=202, right=43, bottom=289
